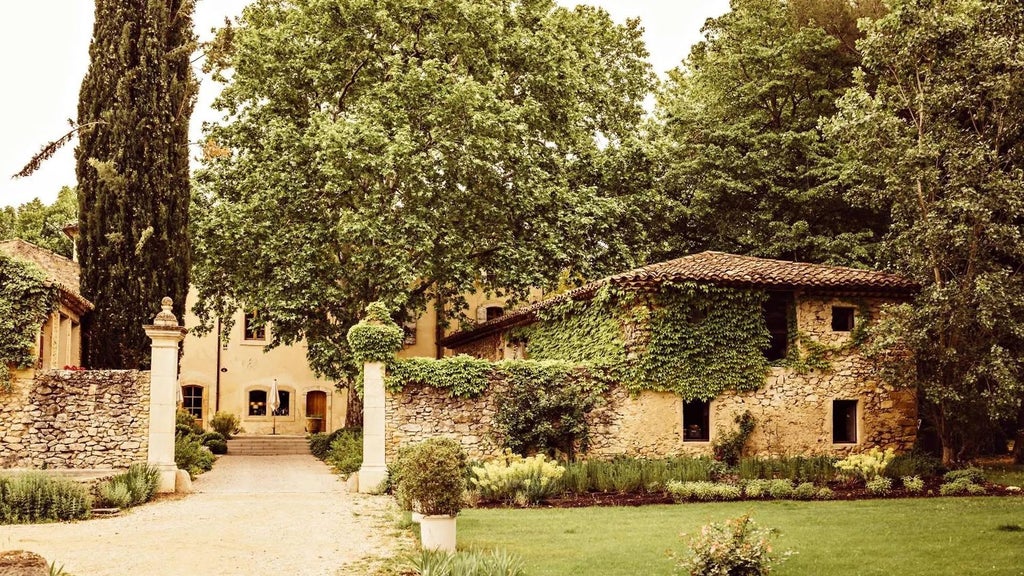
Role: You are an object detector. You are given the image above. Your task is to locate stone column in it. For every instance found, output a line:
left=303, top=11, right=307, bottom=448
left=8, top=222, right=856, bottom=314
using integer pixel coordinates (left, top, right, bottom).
left=359, top=361, right=387, bottom=492
left=144, top=297, right=187, bottom=493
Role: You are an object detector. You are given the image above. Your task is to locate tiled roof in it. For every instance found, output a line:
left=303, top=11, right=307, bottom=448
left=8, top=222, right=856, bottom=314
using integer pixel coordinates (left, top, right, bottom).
left=441, top=251, right=917, bottom=347
left=0, top=238, right=93, bottom=312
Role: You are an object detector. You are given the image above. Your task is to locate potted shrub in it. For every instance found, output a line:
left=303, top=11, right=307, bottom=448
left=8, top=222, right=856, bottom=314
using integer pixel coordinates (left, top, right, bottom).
left=395, top=438, right=467, bottom=552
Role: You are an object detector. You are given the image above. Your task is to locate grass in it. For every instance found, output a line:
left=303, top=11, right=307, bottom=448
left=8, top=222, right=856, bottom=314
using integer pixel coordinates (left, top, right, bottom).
left=983, top=464, right=1024, bottom=487
left=457, top=497, right=1024, bottom=576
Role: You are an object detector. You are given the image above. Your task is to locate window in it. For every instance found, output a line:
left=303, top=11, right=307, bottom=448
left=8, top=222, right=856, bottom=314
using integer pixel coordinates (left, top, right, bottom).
left=244, top=311, right=266, bottom=341
left=248, top=389, right=267, bottom=416
left=182, top=385, right=203, bottom=420
left=273, top=390, right=291, bottom=416
left=833, top=400, right=858, bottom=444
left=763, top=292, right=793, bottom=361
left=403, top=320, right=417, bottom=345
left=683, top=400, right=710, bottom=442
left=831, top=307, right=855, bottom=332
left=485, top=306, right=504, bottom=321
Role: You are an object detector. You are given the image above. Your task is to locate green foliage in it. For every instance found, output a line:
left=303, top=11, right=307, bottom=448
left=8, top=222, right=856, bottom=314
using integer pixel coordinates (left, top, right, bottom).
left=711, top=411, right=756, bottom=466
left=555, top=457, right=719, bottom=495
left=667, top=481, right=743, bottom=502
left=386, top=355, right=492, bottom=398
left=516, top=289, right=628, bottom=364
left=471, top=453, right=565, bottom=506
left=309, top=429, right=347, bottom=461
left=648, top=0, right=887, bottom=265
left=902, top=476, right=925, bottom=493
left=944, top=468, right=986, bottom=485
left=866, top=476, right=893, bottom=496
left=175, top=409, right=201, bottom=437
left=492, top=361, right=608, bottom=459
left=680, top=515, right=781, bottom=576
left=174, top=434, right=215, bottom=479
left=883, top=452, right=944, bottom=480
left=209, top=412, right=241, bottom=439
left=325, top=429, right=363, bottom=477
left=204, top=439, right=228, bottom=455
left=0, top=187, right=78, bottom=258
left=827, top=0, right=1024, bottom=464
left=404, top=549, right=526, bottom=576
left=191, top=0, right=654, bottom=381
left=99, top=463, right=159, bottom=508
left=632, top=285, right=770, bottom=400
left=76, top=0, right=196, bottom=369
left=0, top=473, right=91, bottom=524
left=0, top=254, right=57, bottom=392
left=738, top=456, right=838, bottom=484
left=940, top=478, right=986, bottom=496
left=394, top=438, right=468, bottom=516
left=347, top=302, right=404, bottom=363
left=835, top=448, right=895, bottom=482
left=792, top=482, right=818, bottom=501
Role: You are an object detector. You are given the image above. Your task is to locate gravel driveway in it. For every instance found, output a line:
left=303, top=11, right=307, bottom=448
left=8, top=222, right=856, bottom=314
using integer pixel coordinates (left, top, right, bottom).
left=1, top=455, right=411, bottom=576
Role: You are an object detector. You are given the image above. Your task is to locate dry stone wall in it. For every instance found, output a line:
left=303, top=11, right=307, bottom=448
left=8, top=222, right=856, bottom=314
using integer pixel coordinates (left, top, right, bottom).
left=1, top=370, right=150, bottom=469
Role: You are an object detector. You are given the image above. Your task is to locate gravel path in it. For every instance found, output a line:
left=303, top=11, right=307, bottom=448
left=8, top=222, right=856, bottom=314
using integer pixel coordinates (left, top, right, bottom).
left=1, top=455, right=411, bottom=576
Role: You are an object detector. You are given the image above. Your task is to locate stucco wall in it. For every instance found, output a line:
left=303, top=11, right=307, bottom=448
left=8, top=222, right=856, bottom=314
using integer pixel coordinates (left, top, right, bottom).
left=384, top=294, right=918, bottom=460
left=0, top=370, right=150, bottom=469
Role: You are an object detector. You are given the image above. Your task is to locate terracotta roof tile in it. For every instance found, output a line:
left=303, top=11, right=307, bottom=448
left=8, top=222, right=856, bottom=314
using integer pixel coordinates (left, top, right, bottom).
left=0, top=239, right=93, bottom=312
left=441, top=251, right=917, bottom=347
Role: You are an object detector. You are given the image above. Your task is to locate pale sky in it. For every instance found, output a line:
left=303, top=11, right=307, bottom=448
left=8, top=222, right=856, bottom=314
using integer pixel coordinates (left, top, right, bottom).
left=0, top=0, right=729, bottom=208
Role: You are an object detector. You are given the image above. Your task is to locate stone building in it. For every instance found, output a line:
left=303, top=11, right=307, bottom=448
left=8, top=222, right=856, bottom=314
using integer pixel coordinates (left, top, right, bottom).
left=419, top=251, right=920, bottom=458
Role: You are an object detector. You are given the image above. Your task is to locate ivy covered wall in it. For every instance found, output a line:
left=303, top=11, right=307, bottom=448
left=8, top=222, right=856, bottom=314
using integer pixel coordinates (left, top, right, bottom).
left=0, top=254, right=57, bottom=392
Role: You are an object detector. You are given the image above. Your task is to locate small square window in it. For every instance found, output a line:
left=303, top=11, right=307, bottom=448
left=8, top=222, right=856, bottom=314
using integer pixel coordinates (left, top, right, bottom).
left=683, top=400, right=710, bottom=442
left=833, top=400, right=858, bottom=444
left=831, top=307, right=855, bottom=332
left=244, top=311, right=266, bottom=341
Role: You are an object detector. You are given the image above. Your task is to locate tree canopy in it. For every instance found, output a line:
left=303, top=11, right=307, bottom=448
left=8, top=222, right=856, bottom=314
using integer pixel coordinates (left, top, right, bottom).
left=0, top=186, right=77, bottom=259
left=192, top=0, right=654, bottom=378
left=827, top=0, right=1024, bottom=463
left=646, top=0, right=888, bottom=265
left=75, top=0, right=197, bottom=369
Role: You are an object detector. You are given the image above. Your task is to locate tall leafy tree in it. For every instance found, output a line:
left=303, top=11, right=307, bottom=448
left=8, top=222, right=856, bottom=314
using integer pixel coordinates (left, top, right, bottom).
left=192, top=0, right=653, bottom=379
left=827, top=0, right=1024, bottom=463
left=648, top=0, right=888, bottom=265
left=76, top=0, right=197, bottom=368
left=0, top=187, right=78, bottom=258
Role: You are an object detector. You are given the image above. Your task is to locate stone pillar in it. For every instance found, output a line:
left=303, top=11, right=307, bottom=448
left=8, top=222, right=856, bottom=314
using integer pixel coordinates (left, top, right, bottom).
left=359, top=361, right=388, bottom=492
left=144, top=297, right=187, bottom=493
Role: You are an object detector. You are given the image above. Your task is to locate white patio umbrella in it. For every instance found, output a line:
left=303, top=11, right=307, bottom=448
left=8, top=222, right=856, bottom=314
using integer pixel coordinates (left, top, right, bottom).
left=270, top=378, right=281, bottom=435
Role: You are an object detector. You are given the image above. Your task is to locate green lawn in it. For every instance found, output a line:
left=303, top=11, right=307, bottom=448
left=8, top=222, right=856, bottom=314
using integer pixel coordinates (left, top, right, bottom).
left=457, top=498, right=1024, bottom=576
left=984, top=464, right=1024, bottom=487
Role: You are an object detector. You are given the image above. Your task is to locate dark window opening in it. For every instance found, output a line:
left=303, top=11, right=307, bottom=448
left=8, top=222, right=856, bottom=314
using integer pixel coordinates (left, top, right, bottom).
left=248, top=389, right=267, bottom=416
left=763, top=292, right=793, bottom=361
left=832, top=307, right=855, bottom=332
left=182, top=385, right=203, bottom=420
left=244, top=311, right=266, bottom=341
left=833, top=400, right=858, bottom=444
left=273, top=390, right=290, bottom=416
left=403, top=321, right=417, bottom=345
left=683, top=400, right=710, bottom=442
left=485, top=306, right=505, bottom=321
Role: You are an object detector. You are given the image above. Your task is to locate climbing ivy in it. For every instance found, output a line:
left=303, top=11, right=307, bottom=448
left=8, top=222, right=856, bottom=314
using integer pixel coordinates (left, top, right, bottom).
left=512, top=286, right=627, bottom=364
left=346, top=301, right=404, bottom=363
left=630, top=283, right=770, bottom=400
left=0, top=255, right=57, bottom=392
left=385, top=355, right=493, bottom=398
left=781, top=300, right=873, bottom=374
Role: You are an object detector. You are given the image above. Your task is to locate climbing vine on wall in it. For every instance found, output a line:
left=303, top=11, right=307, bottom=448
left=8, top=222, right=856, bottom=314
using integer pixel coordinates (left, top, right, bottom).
left=630, top=283, right=770, bottom=400
left=781, top=300, right=873, bottom=374
left=510, top=286, right=628, bottom=364
left=0, top=255, right=57, bottom=393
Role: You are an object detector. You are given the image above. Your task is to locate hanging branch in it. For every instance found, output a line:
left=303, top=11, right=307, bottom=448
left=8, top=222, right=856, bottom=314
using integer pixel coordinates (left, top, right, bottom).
left=12, top=119, right=107, bottom=179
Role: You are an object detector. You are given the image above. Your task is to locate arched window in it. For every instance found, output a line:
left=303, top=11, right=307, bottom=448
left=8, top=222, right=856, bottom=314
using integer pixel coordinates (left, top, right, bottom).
left=182, top=385, right=203, bottom=420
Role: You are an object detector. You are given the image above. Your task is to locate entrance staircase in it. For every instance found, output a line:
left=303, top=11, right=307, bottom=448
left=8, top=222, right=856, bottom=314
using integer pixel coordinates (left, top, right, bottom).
left=226, top=435, right=311, bottom=456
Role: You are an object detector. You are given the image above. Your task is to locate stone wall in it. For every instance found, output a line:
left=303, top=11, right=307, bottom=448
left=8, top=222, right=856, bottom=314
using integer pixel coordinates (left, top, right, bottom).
left=385, top=294, right=917, bottom=461
left=0, top=370, right=151, bottom=469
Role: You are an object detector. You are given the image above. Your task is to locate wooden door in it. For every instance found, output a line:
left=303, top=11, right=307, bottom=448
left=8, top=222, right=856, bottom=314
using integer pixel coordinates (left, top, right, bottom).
left=306, top=391, right=327, bottom=432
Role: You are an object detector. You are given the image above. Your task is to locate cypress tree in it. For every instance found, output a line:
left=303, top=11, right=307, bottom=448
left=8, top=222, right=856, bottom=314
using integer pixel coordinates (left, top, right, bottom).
left=75, top=0, right=196, bottom=369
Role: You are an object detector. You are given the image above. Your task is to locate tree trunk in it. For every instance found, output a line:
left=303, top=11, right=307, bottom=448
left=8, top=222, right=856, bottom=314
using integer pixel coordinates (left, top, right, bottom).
left=345, top=381, right=363, bottom=429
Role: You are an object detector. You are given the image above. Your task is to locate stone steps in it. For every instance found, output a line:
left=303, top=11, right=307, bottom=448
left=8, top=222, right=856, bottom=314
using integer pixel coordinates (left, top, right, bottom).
left=226, top=435, right=311, bottom=456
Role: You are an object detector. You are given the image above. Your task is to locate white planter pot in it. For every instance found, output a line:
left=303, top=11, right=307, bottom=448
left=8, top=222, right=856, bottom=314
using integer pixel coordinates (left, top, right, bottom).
left=419, top=514, right=457, bottom=552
